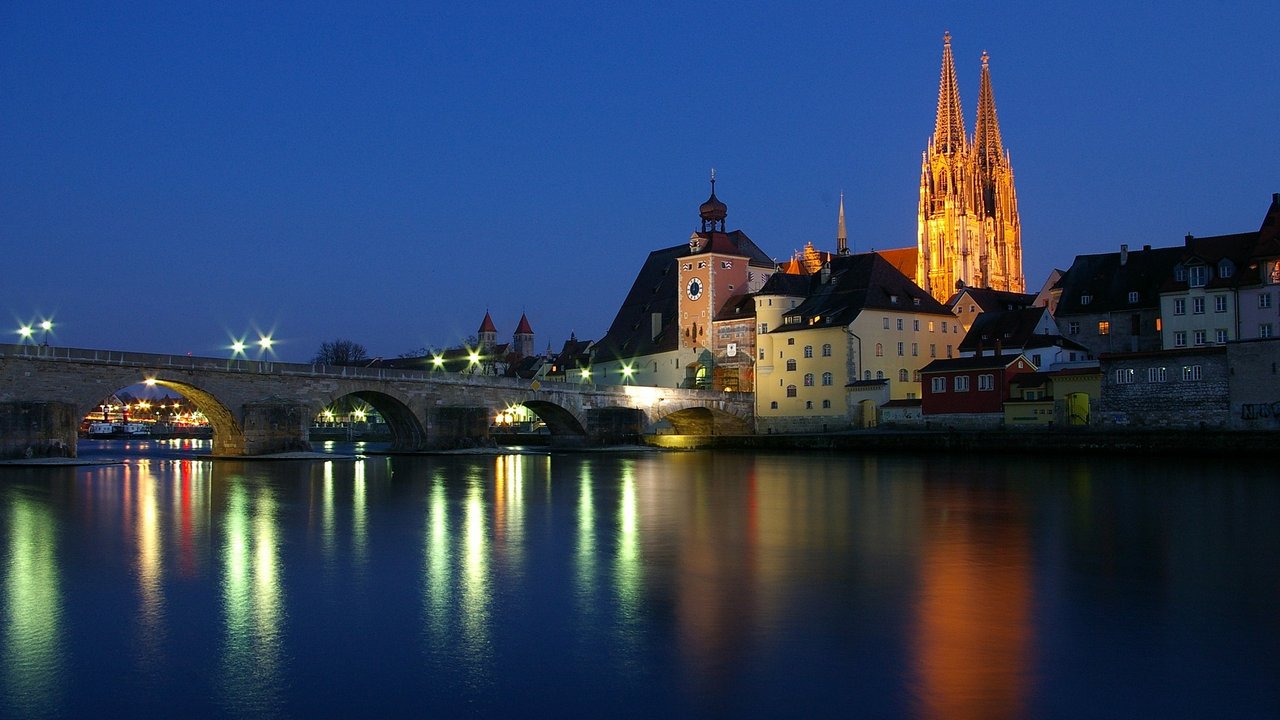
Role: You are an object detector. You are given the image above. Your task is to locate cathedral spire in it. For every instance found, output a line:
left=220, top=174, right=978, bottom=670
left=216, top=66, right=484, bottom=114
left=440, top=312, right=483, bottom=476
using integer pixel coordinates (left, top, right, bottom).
left=933, top=31, right=967, bottom=156
left=973, top=50, right=1004, bottom=171
left=836, top=192, right=848, bottom=255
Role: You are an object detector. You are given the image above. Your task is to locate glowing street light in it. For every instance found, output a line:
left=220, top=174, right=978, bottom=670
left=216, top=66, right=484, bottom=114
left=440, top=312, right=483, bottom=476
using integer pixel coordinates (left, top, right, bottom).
left=621, top=364, right=634, bottom=383
left=230, top=339, right=247, bottom=357
left=431, top=354, right=445, bottom=369
left=257, top=334, right=274, bottom=355
left=17, top=325, right=33, bottom=343
left=580, top=367, right=591, bottom=381
left=39, top=320, right=52, bottom=347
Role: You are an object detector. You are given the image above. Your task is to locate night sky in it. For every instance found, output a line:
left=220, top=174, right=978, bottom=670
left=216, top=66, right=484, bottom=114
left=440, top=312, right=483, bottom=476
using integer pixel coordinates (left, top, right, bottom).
left=3, top=2, right=1276, bottom=362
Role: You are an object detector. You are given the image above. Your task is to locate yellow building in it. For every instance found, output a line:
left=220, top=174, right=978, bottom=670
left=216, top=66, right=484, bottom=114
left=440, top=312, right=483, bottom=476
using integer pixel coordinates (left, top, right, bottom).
left=916, top=32, right=1024, bottom=303
left=756, top=252, right=956, bottom=433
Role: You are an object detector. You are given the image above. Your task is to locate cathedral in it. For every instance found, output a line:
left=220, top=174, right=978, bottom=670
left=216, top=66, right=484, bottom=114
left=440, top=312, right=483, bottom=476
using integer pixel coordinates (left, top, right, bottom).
left=916, top=32, right=1024, bottom=304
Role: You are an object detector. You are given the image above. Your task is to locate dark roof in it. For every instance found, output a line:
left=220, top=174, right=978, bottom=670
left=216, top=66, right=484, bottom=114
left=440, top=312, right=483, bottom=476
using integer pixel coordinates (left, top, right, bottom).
left=882, top=398, right=922, bottom=408
left=1161, top=232, right=1258, bottom=292
left=774, top=252, right=953, bottom=332
left=1009, top=372, right=1051, bottom=388
left=757, top=271, right=811, bottom=296
left=594, top=231, right=773, bottom=359
left=947, top=286, right=1037, bottom=312
left=919, top=354, right=1029, bottom=374
left=714, top=293, right=756, bottom=322
left=958, top=307, right=1048, bottom=352
left=1054, top=245, right=1185, bottom=315
left=514, top=313, right=533, bottom=334
left=846, top=378, right=890, bottom=388
left=478, top=312, right=497, bottom=334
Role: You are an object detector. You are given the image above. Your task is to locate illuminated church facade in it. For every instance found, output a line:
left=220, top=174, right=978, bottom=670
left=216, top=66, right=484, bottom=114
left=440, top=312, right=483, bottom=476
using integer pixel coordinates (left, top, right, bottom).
left=916, top=32, right=1025, bottom=304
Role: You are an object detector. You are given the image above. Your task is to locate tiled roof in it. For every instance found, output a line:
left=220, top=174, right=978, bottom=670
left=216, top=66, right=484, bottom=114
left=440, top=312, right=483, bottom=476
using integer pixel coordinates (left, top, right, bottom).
left=514, top=313, right=533, bottom=334
left=774, top=252, right=953, bottom=332
left=920, top=354, right=1028, bottom=374
left=1054, top=245, right=1185, bottom=315
left=713, top=293, right=756, bottom=322
left=874, top=247, right=919, bottom=279
left=948, top=286, right=1036, bottom=312
left=478, top=311, right=497, bottom=334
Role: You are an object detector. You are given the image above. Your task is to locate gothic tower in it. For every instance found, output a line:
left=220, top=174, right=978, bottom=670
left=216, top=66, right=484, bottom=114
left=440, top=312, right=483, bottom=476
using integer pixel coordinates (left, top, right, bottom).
left=513, top=313, right=535, bottom=358
left=477, top=311, right=497, bottom=351
left=916, top=32, right=1024, bottom=303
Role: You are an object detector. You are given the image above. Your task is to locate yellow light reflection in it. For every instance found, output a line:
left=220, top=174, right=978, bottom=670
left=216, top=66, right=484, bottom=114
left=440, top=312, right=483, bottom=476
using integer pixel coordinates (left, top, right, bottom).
left=135, top=471, right=165, bottom=674
left=423, top=471, right=451, bottom=642
left=220, top=482, right=284, bottom=714
left=576, top=462, right=596, bottom=607
left=461, top=469, right=491, bottom=674
left=616, top=461, right=642, bottom=611
left=352, top=460, right=368, bottom=574
left=3, top=495, right=64, bottom=716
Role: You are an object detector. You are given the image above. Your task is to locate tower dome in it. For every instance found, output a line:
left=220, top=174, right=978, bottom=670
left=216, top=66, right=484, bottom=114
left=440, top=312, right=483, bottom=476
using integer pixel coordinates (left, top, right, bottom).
left=699, top=169, right=727, bottom=232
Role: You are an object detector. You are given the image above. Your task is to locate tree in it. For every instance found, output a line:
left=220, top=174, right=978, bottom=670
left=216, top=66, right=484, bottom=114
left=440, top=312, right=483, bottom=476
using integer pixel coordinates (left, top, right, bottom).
left=313, top=339, right=369, bottom=365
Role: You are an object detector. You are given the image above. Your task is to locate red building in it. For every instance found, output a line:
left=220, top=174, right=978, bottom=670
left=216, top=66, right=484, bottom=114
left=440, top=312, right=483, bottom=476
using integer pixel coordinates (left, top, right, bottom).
left=919, top=354, right=1035, bottom=416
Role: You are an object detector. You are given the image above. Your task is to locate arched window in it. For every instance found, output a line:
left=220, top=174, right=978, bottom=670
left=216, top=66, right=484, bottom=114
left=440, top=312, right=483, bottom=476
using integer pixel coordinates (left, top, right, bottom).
left=804, top=373, right=815, bottom=387
left=875, top=343, right=884, bottom=357
left=822, top=372, right=833, bottom=386
left=899, top=369, right=909, bottom=382
left=804, top=345, right=813, bottom=358
left=786, top=385, right=797, bottom=397
left=770, top=401, right=778, bottom=409
left=876, top=370, right=884, bottom=379
left=864, top=370, right=871, bottom=380
left=786, top=359, right=797, bottom=371
left=822, top=399, right=831, bottom=409
left=822, top=344, right=832, bottom=357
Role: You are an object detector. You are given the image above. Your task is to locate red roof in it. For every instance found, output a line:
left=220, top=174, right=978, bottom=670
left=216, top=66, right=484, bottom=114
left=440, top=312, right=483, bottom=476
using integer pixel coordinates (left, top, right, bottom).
left=514, top=313, right=533, bottom=334
left=478, top=311, right=497, bottom=334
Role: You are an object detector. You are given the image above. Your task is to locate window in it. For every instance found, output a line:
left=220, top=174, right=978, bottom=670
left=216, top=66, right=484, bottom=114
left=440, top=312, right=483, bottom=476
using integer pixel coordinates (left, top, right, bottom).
left=786, top=359, right=797, bottom=371
left=1262, top=323, right=1274, bottom=339
left=1114, top=368, right=1135, bottom=384
left=1260, top=293, right=1273, bottom=309
left=1031, top=353, right=1041, bottom=367
left=930, top=344, right=937, bottom=358
left=883, top=317, right=890, bottom=329
left=1215, top=329, right=1228, bottom=344
left=875, top=343, right=884, bottom=357
left=822, top=372, right=833, bottom=386
left=864, top=370, right=871, bottom=380
left=1189, top=265, right=1209, bottom=288
left=1219, top=260, right=1234, bottom=278
left=928, top=321, right=936, bottom=332
left=911, top=343, right=919, bottom=357
left=1194, top=330, right=1206, bottom=346
left=758, top=323, right=768, bottom=334
left=803, top=345, right=813, bottom=358
left=913, top=320, right=920, bottom=331
left=1215, top=296, right=1227, bottom=313
left=822, top=399, right=831, bottom=409
left=1068, top=321, right=1080, bottom=335
left=978, top=374, right=995, bottom=391
left=787, top=337, right=796, bottom=345
left=1147, top=367, right=1167, bottom=383
left=1175, top=266, right=1187, bottom=282
left=876, top=370, right=884, bottom=379
left=1193, top=297, right=1205, bottom=314
left=786, top=385, right=797, bottom=397
left=946, top=344, right=953, bottom=358
left=954, top=376, right=970, bottom=392
left=1098, top=321, right=1111, bottom=335
left=1081, top=294, right=1093, bottom=305
left=897, top=342, right=905, bottom=356
left=1128, top=291, right=1139, bottom=303
left=1173, top=331, right=1186, bottom=347
left=913, top=370, right=921, bottom=382
left=821, top=344, right=832, bottom=357
left=899, top=369, right=908, bottom=382
left=759, top=349, right=765, bottom=360
left=803, top=373, right=814, bottom=387
left=1182, top=365, right=1202, bottom=381
left=896, top=319, right=904, bottom=331
left=769, top=401, right=778, bottom=409
left=1174, top=298, right=1186, bottom=315
left=805, top=400, right=813, bottom=409
left=891, top=295, right=899, bottom=305
left=942, top=322, right=948, bottom=334
left=931, top=377, right=946, bottom=393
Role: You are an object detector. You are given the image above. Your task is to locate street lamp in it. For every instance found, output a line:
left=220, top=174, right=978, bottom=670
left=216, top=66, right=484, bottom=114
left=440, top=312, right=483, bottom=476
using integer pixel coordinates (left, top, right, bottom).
left=17, top=325, right=33, bottom=343
left=39, top=320, right=52, bottom=346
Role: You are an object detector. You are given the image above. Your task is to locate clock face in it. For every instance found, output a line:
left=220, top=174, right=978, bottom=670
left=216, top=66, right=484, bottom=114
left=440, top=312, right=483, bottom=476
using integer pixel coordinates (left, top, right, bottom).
left=686, top=277, right=704, bottom=301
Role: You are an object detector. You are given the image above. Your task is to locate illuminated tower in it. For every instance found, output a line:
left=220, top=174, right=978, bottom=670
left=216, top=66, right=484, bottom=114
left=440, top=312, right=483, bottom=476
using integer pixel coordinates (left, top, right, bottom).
left=916, top=32, right=1024, bottom=303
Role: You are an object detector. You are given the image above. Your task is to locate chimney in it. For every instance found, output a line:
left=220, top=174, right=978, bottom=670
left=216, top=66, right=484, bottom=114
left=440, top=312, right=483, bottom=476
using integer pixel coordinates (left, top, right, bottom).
left=1120, top=244, right=1129, bottom=266
left=1185, top=233, right=1194, bottom=247
left=820, top=262, right=831, bottom=284
left=1143, top=244, right=1151, bottom=251
left=995, top=338, right=1003, bottom=357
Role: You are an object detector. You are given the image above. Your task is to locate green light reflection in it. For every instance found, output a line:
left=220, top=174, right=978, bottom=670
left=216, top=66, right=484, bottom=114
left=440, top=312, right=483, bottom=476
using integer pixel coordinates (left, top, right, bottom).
left=2, top=494, right=63, bottom=717
left=220, top=482, right=284, bottom=715
left=424, top=471, right=451, bottom=642
left=616, top=460, right=642, bottom=612
left=352, top=460, right=368, bottom=573
left=576, top=462, right=596, bottom=606
left=461, top=468, right=491, bottom=674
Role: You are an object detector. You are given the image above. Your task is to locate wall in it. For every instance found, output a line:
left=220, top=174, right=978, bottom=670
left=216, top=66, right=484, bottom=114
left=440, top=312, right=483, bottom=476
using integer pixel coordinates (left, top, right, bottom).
left=1097, top=348, right=1229, bottom=428
left=1227, top=338, right=1280, bottom=430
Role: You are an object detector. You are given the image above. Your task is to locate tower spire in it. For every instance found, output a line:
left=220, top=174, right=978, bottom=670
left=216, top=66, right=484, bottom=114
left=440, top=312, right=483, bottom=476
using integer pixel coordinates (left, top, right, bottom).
left=836, top=192, right=848, bottom=255
left=933, top=31, right=966, bottom=156
left=973, top=50, right=1004, bottom=172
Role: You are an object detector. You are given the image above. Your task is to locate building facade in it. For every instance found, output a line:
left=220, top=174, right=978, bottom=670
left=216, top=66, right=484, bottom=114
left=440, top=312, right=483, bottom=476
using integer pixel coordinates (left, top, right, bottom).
left=916, top=33, right=1024, bottom=303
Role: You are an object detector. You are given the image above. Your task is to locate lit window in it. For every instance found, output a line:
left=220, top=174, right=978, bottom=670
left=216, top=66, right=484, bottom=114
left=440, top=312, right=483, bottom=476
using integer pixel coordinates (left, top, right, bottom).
left=954, top=376, right=970, bottom=392
left=786, top=385, right=797, bottom=397
left=1098, top=321, right=1111, bottom=335
left=931, top=377, right=946, bottom=393
left=978, top=374, right=995, bottom=391
left=822, top=372, right=833, bottom=386
left=928, top=321, right=936, bottom=332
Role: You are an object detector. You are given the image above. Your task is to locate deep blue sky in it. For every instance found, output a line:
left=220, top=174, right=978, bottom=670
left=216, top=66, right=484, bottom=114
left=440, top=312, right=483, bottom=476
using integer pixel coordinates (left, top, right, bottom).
left=3, top=2, right=1277, bottom=362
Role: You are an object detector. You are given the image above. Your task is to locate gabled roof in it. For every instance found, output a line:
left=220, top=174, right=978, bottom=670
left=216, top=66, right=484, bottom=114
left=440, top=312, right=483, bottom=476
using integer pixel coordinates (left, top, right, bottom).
left=874, top=247, right=919, bottom=280
left=594, top=230, right=772, bottom=360
left=757, top=271, right=811, bottom=297
left=948, top=286, right=1036, bottom=313
left=774, top=252, right=952, bottom=332
left=920, top=353, right=1030, bottom=374
left=478, top=311, right=497, bottom=334
left=514, top=313, right=533, bottom=334
left=714, top=293, right=756, bottom=322
left=1054, top=245, right=1185, bottom=315
left=1162, top=232, right=1258, bottom=292
left=957, top=307, right=1050, bottom=352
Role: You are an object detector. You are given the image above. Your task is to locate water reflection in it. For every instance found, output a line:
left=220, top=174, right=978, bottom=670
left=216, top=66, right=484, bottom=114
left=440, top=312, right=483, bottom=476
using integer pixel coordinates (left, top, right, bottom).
left=220, top=480, right=284, bottom=717
left=423, top=470, right=451, bottom=645
left=461, top=466, right=490, bottom=678
left=133, top=466, right=166, bottom=678
left=2, top=492, right=63, bottom=718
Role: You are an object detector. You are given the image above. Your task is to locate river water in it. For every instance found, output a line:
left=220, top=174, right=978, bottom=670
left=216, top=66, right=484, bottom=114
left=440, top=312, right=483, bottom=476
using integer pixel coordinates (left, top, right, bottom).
left=2, top=441, right=1278, bottom=719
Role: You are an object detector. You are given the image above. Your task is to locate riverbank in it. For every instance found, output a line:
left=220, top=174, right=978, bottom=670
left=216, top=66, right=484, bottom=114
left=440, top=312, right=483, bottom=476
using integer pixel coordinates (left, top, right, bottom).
left=646, top=428, right=1279, bottom=455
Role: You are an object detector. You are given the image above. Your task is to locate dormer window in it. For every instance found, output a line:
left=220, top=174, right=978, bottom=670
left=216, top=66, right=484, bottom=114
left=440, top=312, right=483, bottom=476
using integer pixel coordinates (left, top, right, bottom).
left=890, top=295, right=899, bottom=304
left=1175, top=266, right=1187, bottom=282
left=1081, top=295, right=1093, bottom=305
left=1128, top=291, right=1139, bottom=303
left=1218, top=260, right=1234, bottom=279
left=913, top=298, right=921, bottom=306
left=1189, top=265, right=1209, bottom=288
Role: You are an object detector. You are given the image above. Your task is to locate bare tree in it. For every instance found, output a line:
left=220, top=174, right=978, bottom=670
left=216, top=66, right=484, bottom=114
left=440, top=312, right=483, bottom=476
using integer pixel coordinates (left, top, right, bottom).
left=313, top=339, right=369, bottom=365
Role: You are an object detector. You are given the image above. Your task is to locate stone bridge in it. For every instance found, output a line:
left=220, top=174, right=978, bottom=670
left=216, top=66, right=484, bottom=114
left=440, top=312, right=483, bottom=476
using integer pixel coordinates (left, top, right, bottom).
left=0, top=343, right=754, bottom=458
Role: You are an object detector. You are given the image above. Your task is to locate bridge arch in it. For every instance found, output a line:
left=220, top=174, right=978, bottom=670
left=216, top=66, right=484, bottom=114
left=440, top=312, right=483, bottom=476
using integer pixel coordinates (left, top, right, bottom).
left=313, top=390, right=426, bottom=451
left=658, top=406, right=754, bottom=436
left=519, top=400, right=588, bottom=437
left=74, top=378, right=246, bottom=456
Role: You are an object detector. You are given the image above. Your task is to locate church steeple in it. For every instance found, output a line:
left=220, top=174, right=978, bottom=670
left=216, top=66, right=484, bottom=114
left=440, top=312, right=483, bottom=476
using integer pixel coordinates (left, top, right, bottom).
left=973, top=51, right=1004, bottom=174
left=698, top=168, right=728, bottom=232
left=933, top=31, right=967, bottom=156
left=836, top=192, right=849, bottom=255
